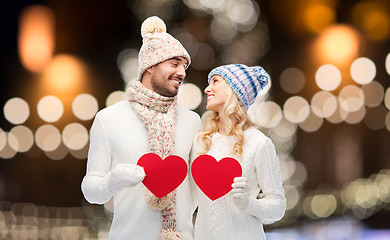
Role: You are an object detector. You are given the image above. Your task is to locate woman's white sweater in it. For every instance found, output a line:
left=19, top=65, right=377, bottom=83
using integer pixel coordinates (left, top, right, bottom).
left=192, top=127, right=286, bottom=240
left=81, top=100, right=202, bottom=240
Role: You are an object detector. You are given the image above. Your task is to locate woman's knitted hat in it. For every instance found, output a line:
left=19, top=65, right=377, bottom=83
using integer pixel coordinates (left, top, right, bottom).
left=138, top=16, right=191, bottom=80
left=208, top=64, right=270, bottom=109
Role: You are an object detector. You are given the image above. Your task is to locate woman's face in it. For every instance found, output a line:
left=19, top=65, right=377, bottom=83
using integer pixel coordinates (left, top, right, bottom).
left=204, top=75, right=229, bottom=113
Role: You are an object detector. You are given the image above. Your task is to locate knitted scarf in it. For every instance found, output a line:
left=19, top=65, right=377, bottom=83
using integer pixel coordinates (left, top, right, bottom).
left=127, top=80, right=182, bottom=240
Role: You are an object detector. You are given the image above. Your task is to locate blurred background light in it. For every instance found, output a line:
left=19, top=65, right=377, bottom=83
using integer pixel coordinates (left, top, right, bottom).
left=279, top=68, right=306, bottom=94
left=361, top=81, right=384, bottom=107
left=315, top=64, right=342, bottom=91
left=254, top=101, right=283, bottom=129
left=364, top=105, right=387, bottom=130
left=338, top=85, right=365, bottom=113
left=311, top=91, right=337, bottom=118
left=0, top=134, right=18, bottom=159
left=344, top=106, right=366, bottom=125
left=0, top=128, right=6, bottom=152
left=303, top=3, right=336, bottom=33
left=34, top=124, right=61, bottom=152
left=44, top=142, right=68, bottom=161
left=190, top=43, right=215, bottom=70
left=41, top=54, right=87, bottom=93
left=62, top=123, right=89, bottom=151
left=37, top=95, right=64, bottom=123
left=72, top=93, right=99, bottom=121
left=386, top=52, right=390, bottom=75
left=283, top=96, right=310, bottom=124
left=299, top=111, right=323, bottom=132
left=326, top=103, right=348, bottom=124
left=18, top=5, right=55, bottom=73
left=106, top=91, right=127, bottom=107
left=3, top=97, right=30, bottom=125
left=9, top=126, right=34, bottom=153
left=117, top=48, right=138, bottom=86
left=352, top=1, right=390, bottom=41
left=177, top=83, right=202, bottom=110
left=350, top=57, right=376, bottom=85
left=314, top=25, right=360, bottom=66
left=311, top=194, right=337, bottom=218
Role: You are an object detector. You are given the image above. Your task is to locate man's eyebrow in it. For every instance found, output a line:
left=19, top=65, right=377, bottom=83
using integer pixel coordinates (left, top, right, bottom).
left=170, top=57, right=182, bottom=61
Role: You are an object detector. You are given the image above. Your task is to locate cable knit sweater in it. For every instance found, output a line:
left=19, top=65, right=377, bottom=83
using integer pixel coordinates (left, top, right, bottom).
left=191, top=127, right=286, bottom=240
left=81, top=100, right=202, bottom=240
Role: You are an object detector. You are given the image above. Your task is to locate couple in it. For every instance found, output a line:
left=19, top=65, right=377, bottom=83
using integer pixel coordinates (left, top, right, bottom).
left=81, top=16, right=286, bottom=240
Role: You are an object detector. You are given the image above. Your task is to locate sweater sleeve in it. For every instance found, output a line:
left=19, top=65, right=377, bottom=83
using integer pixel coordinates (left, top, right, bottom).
left=242, top=137, right=286, bottom=223
left=81, top=113, right=113, bottom=204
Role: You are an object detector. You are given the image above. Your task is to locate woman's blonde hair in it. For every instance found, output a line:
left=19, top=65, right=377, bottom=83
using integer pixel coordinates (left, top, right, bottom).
left=197, top=80, right=255, bottom=157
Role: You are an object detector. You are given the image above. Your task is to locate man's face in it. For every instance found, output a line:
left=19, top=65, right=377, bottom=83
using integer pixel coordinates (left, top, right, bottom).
left=147, top=57, right=188, bottom=97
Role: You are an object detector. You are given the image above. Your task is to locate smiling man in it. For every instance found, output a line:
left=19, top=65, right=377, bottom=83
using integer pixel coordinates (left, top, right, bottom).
left=81, top=16, right=202, bottom=240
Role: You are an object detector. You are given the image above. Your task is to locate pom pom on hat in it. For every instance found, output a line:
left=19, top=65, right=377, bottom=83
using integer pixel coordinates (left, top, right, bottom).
left=138, top=16, right=191, bottom=80
left=141, top=16, right=167, bottom=38
left=208, top=64, right=270, bottom=109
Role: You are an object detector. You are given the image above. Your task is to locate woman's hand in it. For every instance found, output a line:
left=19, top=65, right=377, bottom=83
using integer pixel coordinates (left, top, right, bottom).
left=231, top=177, right=250, bottom=210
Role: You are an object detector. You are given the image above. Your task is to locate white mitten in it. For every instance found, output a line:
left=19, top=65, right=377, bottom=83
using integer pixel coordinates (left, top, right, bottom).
left=231, top=177, right=250, bottom=210
left=108, top=163, right=145, bottom=193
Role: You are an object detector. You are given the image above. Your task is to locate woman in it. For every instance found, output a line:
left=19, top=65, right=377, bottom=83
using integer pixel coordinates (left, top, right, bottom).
left=192, top=64, right=286, bottom=240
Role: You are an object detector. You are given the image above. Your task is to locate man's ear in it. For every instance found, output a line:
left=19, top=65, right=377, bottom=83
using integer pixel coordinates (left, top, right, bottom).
left=145, top=66, right=154, bottom=74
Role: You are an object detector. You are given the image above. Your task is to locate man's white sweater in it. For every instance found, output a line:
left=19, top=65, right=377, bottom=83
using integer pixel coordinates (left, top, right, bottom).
left=82, top=100, right=201, bottom=239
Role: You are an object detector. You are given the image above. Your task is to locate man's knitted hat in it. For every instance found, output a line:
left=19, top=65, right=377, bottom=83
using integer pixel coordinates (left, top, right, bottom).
left=138, top=16, right=191, bottom=80
left=208, top=64, right=270, bottom=109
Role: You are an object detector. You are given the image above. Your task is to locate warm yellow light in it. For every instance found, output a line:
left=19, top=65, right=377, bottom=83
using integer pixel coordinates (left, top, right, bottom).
left=41, top=54, right=86, bottom=93
left=315, top=25, right=360, bottom=66
left=18, top=5, right=55, bottom=73
left=303, top=4, right=336, bottom=33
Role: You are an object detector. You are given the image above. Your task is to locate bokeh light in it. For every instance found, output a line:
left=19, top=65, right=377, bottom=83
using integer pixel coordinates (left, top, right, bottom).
left=352, top=2, right=390, bottom=41
left=106, top=91, right=127, bottom=107
left=311, top=194, right=337, bottom=218
left=72, top=93, right=99, bottom=121
left=315, top=64, right=342, bottom=91
left=338, top=85, right=365, bottom=113
left=9, top=126, right=34, bottom=152
left=386, top=52, right=390, bottom=76
left=361, top=81, right=384, bottom=107
left=344, top=106, right=366, bottom=125
left=0, top=128, right=6, bottom=152
left=3, top=97, right=30, bottom=125
left=326, top=103, right=348, bottom=124
left=44, top=142, right=68, bottom=161
left=37, top=95, right=64, bottom=123
left=311, top=91, right=337, bottom=118
left=364, top=105, right=387, bottom=130
left=35, top=124, right=61, bottom=152
left=177, top=83, right=202, bottom=110
left=0, top=133, right=18, bottom=159
left=62, top=123, right=89, bottom=151
left=299, top=111, right=323, bottom=132
left=350, top=57, right=376, bottom=85
left=303, top=3, right=336, bottom=33
left=315, top=25, right=360, bottom=66
left=18, top=5, right=55, bottom=73
left=117, top=48, right=138, bottom=85
left=41, top=54, right=87, bottom=93
left=385, top=87, right=390, bottom=110
left=283, top=96, right=310, bottom=124
left=279, top=68, right=306, bottom=94
left=253, top=101, right=283, bottom=129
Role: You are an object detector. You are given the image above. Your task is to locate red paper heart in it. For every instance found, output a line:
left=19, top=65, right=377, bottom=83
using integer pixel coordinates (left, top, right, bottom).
left=191, top=154, right=242, bottom=201
left=137, top=153, right=188, bottom=198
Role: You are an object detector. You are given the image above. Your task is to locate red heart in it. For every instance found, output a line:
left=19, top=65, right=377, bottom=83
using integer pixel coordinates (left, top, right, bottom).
left=137, top=153, right=188, bottom=198
left=191, top=154, right=242, bottom=201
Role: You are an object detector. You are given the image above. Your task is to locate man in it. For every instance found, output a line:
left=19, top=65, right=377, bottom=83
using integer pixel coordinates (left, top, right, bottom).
left=81, top=16, right=202, bottom=240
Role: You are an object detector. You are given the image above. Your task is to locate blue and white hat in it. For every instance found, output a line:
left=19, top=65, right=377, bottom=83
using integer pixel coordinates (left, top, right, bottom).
left=208, top=64, right=270, bottom=109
